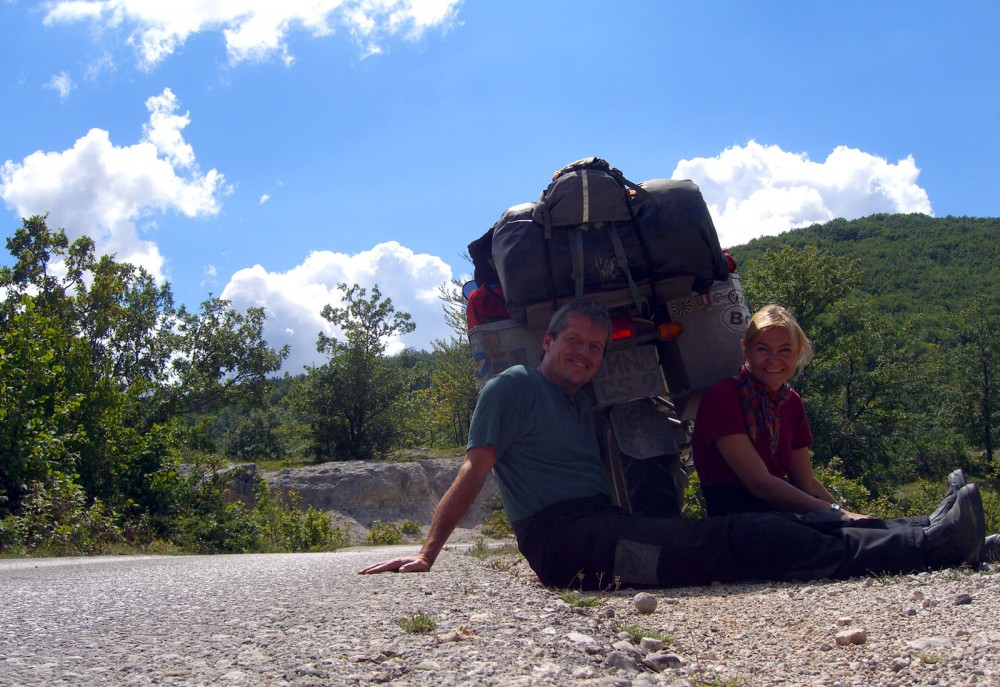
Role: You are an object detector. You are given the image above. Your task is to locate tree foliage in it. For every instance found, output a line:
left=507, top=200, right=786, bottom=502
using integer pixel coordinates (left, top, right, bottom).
left=296, top=283, right=417, bottom=460
left=0, top=216, right=289, bottom=543
left=948, top=293, right=999, bottom=472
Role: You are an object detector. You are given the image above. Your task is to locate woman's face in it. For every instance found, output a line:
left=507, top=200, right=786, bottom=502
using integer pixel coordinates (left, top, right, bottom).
left=745, top=326, right=798, bottom=391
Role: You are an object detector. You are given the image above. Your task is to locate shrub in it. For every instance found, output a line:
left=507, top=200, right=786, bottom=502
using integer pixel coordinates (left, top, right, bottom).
left=682, top=471, right=706, bottom=520
left=399, top=519, right=422, bottom=538
left=813, top=459, right=872, bottom=512
left=1, top=475, right=122, bottom=555
left=481, top=493, right=513, bottom=538
left=365, top=520, right=402, bottom=545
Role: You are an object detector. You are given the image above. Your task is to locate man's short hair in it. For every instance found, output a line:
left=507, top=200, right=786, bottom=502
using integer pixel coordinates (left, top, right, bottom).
left=547, top=299, right=613, bottom=346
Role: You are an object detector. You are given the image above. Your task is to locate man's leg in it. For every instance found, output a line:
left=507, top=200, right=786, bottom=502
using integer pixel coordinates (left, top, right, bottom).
left=522, top=508, right=850, bottom=589
left=514, top=487, right=983, bottom=590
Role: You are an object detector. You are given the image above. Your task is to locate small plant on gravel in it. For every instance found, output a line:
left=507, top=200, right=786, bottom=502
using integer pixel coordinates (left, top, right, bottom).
left=467, top=535, right=521, bottom=571
left=365, top=520, right=402, bottom=545
left=468, top=535, right=490, bottom=556
left=396, top=612, right=437, bottom=634
left=486, top=556, right=520, bottom=572
left=613, top=622, right=674, bottom=645
left=481, top=494, right=513, bottom=538
left=555, top=590, right=604, bottom=608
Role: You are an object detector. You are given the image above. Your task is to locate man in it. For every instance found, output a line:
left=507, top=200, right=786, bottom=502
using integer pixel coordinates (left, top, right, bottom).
left=360, top=299, right=986, bottom=589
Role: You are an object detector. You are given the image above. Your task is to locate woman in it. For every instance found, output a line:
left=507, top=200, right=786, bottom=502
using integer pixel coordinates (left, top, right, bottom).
left=693, top=304, right=915, bottom=520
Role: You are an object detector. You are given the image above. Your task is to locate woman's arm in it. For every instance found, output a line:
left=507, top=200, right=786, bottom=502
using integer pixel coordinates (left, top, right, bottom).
left=787, top=447, right=871, bottom=520
left=715, top=435, right=839, bottom=514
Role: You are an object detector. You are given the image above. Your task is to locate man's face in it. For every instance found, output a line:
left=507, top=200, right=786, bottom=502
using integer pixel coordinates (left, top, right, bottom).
left=538, top=314, right=608, bottom=394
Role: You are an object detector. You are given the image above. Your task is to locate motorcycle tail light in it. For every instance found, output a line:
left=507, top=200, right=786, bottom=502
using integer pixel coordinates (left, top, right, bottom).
left=610, top=316, right=635, bottom=341
left=657, top=322, right=685, bottom=340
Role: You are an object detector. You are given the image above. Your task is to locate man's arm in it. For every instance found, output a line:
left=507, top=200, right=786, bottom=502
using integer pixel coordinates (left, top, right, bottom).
left=358, top=446, right=498, bottom=574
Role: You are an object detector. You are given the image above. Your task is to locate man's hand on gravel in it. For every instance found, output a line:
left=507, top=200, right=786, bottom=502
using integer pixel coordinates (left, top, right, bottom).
left=358, top=555, right=432, bottom=574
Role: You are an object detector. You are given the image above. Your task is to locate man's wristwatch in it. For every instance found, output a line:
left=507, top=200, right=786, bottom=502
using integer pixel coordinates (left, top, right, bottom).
left=829, top=503, right=842, bottom=512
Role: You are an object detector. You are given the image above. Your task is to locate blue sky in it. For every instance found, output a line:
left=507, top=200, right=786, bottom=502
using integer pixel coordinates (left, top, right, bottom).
left=2, top=1, right=998, bottom=371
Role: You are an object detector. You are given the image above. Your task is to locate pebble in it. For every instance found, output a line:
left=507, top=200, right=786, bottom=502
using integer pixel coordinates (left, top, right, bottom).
left=633, top=592, right=657, bottom=614
left=834, top=628, right=868, bottom=646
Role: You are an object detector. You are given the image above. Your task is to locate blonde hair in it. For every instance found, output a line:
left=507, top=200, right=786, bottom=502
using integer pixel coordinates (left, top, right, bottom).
left=743, top=304, right=814, bottom=374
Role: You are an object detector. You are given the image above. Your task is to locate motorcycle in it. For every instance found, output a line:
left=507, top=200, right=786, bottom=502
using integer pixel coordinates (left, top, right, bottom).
left=464, top=270, right=749, bottom=516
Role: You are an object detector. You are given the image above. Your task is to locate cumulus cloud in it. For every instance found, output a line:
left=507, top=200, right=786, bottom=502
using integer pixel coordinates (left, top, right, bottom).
left=43, top=0, right=463, bottom=70
left=0, top=88, right=229, bottom=279
left=45, top=71, right=74, bottom=100
left=221, top=242, right=454, bottom=371
left=673, top=140, right=933, bottom=248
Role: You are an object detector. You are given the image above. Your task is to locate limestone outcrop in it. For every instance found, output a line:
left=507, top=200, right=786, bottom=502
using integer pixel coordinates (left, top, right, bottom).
left=263, top=458, right=499, bottom=539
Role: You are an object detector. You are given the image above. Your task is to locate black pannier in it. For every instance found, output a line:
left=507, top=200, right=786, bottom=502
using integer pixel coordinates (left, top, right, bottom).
left=487, top=161, right=729, bottom=323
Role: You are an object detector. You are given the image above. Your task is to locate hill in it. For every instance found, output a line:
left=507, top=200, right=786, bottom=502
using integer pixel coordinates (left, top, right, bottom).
left=728, top=213, right=999, bottom=321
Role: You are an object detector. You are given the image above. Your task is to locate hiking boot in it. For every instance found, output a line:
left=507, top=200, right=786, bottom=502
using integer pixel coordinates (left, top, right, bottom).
left=928, top=468, right=967, bottom=526
left=981, top=534, right=1000, bottom=565
left=923, top=483, right=985, bottom=569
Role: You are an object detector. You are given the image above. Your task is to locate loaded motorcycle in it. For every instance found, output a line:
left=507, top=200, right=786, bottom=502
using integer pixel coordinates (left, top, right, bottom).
left=463, top=158, right=750, bottom=516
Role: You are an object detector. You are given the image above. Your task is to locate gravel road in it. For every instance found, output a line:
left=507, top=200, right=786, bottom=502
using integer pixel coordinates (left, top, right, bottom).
left=2, top=546, right=998, bottom=686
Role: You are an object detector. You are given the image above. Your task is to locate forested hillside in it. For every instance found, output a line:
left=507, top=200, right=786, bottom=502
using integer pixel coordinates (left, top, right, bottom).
left=730, top=213, right=999, bottom=323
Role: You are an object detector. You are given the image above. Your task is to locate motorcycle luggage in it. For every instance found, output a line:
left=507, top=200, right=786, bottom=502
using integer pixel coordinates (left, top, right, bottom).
left=491, top=179, right=729, bottom=323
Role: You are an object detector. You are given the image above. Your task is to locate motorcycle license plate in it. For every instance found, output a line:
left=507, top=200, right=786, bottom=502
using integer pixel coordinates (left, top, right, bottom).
left=591, top=346, right=668, bottom=408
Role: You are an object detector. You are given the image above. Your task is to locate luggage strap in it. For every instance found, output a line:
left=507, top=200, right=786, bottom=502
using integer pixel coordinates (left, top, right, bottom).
left=563, top=224, right=643, bottom=314
left=606, top=225, right=644, bottom=314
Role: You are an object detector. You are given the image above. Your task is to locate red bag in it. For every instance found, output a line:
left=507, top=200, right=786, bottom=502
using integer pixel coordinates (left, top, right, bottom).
left=467, top=284, right=509, bottom=329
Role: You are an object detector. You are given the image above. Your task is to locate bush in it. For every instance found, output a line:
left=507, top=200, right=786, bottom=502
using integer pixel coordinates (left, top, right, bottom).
left=481, top=494, right=513, bottom=538
left=255, top=484, right=350, bottom=552
left=682, top=471, right=706, bottom=520
left=365, top=520, right=402, bottom=545
left=813, top=459, right=872, bottom=512
left=1, top=475, right=121, bottom=555
left=399, top=519, right=422, bottom=538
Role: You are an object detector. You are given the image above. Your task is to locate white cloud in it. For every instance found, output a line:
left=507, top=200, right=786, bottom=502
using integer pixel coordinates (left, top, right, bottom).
left=259, top=193, right=270, bottom=205
left=673, top=140, right=933, bottom=248
left=45, top=71, right=75, bottom=100
left=43, top=0, right=463, bottom=70
left=0, top=88, right=229, bottom=280
left=221, top=241, right=454, bottom=371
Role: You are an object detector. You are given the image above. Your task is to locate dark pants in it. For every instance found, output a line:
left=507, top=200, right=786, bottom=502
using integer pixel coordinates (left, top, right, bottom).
left=512, top=496, right=926, bottom=590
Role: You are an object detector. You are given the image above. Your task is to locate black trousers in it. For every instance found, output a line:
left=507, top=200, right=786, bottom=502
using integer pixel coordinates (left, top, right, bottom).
left=512, top=496, right=926, bottom=590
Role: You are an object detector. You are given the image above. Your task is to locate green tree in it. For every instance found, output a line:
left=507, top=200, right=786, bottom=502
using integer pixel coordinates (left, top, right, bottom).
left=741, top=244, right=863, bottom=335
left=804, top=297, right=932, bottom=488
left=949, top=294, right=999, bottom=473
left=418, top=279, right=478, bottom=447
left=0, top=216, right=288, bottom=529
left=145, top=296, right=289, bottom=428
left=297, top=283, right=416, bottom=460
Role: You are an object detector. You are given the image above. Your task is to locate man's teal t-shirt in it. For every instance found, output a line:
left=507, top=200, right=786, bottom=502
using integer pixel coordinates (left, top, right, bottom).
left=467, top=366, right=611, bottom=522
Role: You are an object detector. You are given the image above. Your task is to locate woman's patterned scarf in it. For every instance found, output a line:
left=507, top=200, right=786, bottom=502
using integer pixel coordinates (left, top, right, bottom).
left=739, top=363, right=791, bottom=457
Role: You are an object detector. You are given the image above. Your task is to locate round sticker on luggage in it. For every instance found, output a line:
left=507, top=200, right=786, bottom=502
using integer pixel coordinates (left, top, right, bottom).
left=721, top=304, right=751, bottom=334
